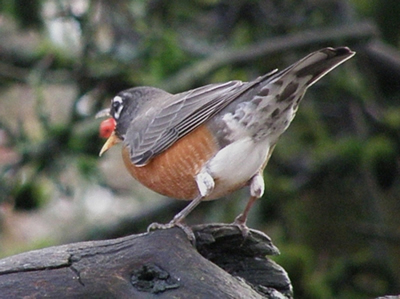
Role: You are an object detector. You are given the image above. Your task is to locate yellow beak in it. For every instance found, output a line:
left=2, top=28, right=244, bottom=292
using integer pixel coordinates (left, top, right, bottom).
left=99, top=133, right=121, bottom=156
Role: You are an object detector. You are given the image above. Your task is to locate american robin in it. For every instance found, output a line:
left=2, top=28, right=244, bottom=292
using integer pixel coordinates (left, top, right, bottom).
left=97, top=47, right=354, bottom=229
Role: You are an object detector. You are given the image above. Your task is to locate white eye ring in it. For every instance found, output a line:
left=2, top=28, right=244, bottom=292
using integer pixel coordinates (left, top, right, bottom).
left=113, top=96, right=123, bottom=104
left=112, top=96, right=124, bottom=119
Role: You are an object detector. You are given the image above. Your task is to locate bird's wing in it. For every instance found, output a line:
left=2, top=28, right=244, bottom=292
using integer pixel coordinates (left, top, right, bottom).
left=124, top=80, right=256, bottom=166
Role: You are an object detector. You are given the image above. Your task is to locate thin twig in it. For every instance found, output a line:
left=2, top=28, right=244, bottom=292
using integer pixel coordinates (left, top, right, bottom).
left=161, top=21, right=378, bottom=92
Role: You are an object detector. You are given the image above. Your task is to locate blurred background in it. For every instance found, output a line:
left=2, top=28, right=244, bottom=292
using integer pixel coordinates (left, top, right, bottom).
left=1, top=0, right=400, bottom=298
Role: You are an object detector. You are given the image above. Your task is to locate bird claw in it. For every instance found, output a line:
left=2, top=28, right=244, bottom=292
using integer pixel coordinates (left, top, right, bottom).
left=147, top=221, right=196, bottom=245
left=147, top=221, right=175, bottom=231
left=233, top=213, right=250, bottom=239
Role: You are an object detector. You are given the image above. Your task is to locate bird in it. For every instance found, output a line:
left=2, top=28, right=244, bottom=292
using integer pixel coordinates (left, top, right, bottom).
left=97, top=47, right=355, bottom=231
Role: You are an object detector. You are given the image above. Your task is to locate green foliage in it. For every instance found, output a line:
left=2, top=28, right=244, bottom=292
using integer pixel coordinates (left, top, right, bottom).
left=76, top=156, right=99, bottom=181
left=1, top=0, right=43, bottom=29
left=362, top=135, right=398, bottom=190
left=34, top=40, right=77, bottom=70
left=328, top=253, right=397, bottom=298
left=140, top=31, right=190, bottom=85
left=272, top=244, right=333, bottom=299
left=383, top=107, right=400, bottom=129
left=352, top=0, right=400, bottom=46
left=12, top=179, right=49, bottom=211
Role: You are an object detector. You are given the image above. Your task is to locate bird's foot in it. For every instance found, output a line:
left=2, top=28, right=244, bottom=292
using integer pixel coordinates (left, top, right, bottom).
left=232, top=213, right=250, bottom=239
left=147, top=221, right=174, bottom=231
left=147, top=221, right=196, bottom=245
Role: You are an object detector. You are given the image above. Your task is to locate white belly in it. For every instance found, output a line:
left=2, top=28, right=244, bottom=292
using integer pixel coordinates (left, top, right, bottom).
left=205, top=137, right=270, bottom=199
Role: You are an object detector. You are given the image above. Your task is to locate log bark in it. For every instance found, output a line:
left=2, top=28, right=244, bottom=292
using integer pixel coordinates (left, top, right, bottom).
left=0, top=224, right=292, bottom=299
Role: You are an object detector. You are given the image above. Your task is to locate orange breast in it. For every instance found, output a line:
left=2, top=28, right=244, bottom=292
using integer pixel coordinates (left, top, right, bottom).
left=122, top=124, right=218, bottom=200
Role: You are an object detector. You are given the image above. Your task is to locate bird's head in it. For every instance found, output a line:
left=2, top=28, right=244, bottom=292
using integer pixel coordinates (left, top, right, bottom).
left=97, top=87, right=169, bottom=156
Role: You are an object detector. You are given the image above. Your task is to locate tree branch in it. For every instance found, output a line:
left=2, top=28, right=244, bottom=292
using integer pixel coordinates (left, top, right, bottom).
left=162, top=21, right=378, bottom=92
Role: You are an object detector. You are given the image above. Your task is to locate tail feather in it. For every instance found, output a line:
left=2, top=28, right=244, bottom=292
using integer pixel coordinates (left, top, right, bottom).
left=276, top=47, right=355, bottom=87
left=245, top=47, right=355, bottom=142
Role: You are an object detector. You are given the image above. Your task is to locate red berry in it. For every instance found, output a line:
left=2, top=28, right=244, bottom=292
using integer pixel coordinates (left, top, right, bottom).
left=99, top=118, right=116, bottom=138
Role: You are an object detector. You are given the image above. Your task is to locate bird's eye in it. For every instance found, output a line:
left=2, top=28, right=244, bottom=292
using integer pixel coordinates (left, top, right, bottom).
left=112, top=96, right=124, bottom=119
left=112, top=101, right=121, bottom=111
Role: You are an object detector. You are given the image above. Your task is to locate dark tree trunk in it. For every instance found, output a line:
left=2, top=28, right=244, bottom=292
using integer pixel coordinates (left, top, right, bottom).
left=0, top=224, right=292, bottom=299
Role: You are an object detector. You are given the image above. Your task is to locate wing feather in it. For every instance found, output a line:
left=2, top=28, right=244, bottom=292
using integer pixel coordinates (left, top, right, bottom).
left=125, top=80, right=250, bottom=165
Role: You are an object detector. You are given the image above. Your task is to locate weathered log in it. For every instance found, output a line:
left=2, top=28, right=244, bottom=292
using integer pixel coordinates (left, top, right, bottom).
left=0, top=224, right=292, bottom=298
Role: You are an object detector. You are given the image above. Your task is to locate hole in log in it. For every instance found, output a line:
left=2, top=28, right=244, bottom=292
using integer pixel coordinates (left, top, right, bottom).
left=131, top=263, right=180, bottom=293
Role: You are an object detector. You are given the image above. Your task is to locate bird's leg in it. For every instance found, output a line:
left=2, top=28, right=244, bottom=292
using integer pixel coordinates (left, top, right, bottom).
left=234, top=172, right=265, bottom=236
left=148, top=170, right=215, bottom=242
left=170, top=170, right=215, bottom=224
